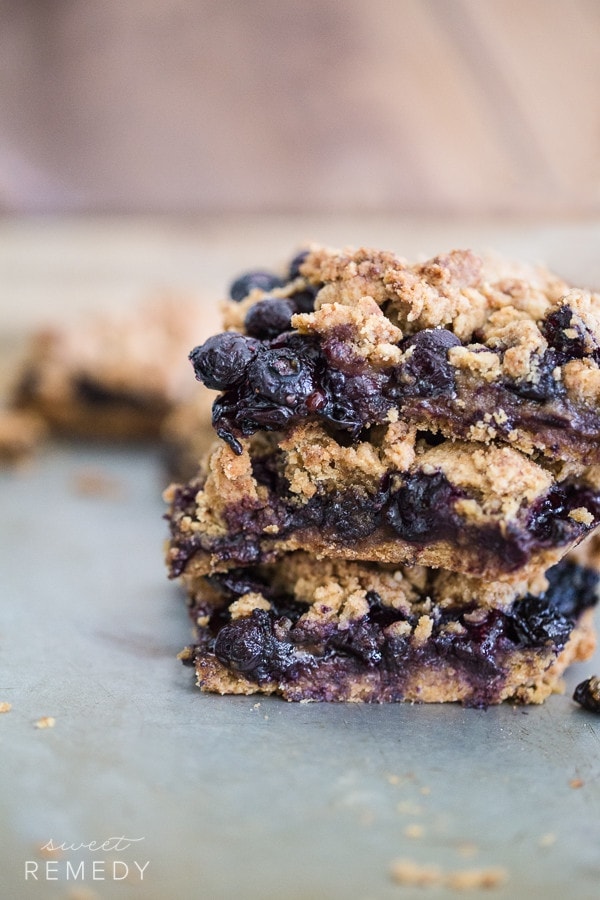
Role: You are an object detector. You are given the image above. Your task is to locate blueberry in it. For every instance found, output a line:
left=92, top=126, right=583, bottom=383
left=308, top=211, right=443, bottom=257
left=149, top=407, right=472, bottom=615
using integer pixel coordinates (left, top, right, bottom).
left=208, top=570, right=272, bottom=600
left=288, top=288, right=317, bottom=314
left=400, top=328, right=461, bottom=397
left=542, top=304, right=597, bottom=361
left=247, top=348, right=316, bottom=406
left=288, top=249, right=310, bottom=280
left=507, top=350, right=561, bottom=402
left=229, top=270, right=285, bottom=303
left=573, top=677, right=600, bottom=713
left=244, top=298, right=295, bottom=339
left=545, top=561, right=600, bottom=618
left=506, top=596, right=573, bottom=648
left=214, top=615, right=269, bottom=673
left=189, top=332, right=261, bottom=391
left=386, top=471, right=460, bottom=541
left=322, top=488, right=382, bottom=540
left=404, top=327, right=461, bottom=353
left=527, top=485, right=585, bottom=545
left=330, top=622, right=383, bottom=666
left=213, top=609, right=296, bottom=679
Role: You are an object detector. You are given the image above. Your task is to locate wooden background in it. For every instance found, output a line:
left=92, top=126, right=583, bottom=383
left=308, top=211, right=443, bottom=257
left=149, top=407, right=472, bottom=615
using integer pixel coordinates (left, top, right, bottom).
left=0, top=0, right=600, bottom=216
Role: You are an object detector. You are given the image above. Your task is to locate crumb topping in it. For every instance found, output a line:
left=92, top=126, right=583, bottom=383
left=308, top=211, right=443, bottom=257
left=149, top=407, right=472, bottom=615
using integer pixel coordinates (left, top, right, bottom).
left=293, top=296, right=403, bottom=365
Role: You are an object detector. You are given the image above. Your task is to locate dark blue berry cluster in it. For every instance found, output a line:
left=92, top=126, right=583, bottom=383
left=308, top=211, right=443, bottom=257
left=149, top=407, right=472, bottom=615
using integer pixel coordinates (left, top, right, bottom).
left=189, top=324, right=461, bottom=453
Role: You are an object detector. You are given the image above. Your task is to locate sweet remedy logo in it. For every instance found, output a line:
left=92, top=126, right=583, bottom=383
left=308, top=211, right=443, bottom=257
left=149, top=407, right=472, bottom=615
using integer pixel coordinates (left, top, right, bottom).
left=25, top=836, right=149, bottom=883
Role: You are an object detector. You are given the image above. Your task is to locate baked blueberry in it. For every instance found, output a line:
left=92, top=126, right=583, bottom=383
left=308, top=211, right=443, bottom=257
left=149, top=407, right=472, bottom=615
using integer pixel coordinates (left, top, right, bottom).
left=214, top=614, right=270, bottom=673
left=399, top=328, right=461, bottom=397
left=189, top=333, right=261, bottom=391
left=229, top=270, right=285, bottom=302
left=246, top=347, right=317, bottom=407
left=244, top=298, right=295, bottom=339
left=543, top=304, right=598, bottom=361
left=288, top=250, right=310, bottom=280
left=386, top=472, right=460, bottom=541
left=573, top=676, right=600, bottom=713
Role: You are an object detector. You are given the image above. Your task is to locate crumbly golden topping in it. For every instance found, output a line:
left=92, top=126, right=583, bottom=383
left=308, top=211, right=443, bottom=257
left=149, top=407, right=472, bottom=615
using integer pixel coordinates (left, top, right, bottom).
left=300, top=244, right=569, bottom=342
left=292, top=296, right=403, bottom=365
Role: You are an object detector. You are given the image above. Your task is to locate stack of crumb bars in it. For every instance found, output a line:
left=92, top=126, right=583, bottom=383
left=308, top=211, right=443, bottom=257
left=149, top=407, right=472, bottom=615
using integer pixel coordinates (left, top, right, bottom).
left=165, top=245, right=600, bottom=706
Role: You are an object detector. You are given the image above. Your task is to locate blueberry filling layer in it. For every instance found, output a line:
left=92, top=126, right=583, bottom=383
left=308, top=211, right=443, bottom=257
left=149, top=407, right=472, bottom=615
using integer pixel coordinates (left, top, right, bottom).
left=190, top=304, right=600, bottom=462
left=186, top=560, right=598, bottom=706
left=73, top=376, right=169, bottom=413
left=166, top=462, right=600, bottom=578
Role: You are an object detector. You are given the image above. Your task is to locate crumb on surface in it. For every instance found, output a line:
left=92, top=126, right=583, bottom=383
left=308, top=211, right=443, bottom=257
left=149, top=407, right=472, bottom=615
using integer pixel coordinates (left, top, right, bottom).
left=390, top=858, right=508, bottom=889
left=34, top=716, right=55, bottom=729
left=0, top=701, right=12, bottom=713
left=569, top=778, right=584, bottom=789
left=71, top=468, right=123, bottom=498
left=66, top=888, right=100, bottom=900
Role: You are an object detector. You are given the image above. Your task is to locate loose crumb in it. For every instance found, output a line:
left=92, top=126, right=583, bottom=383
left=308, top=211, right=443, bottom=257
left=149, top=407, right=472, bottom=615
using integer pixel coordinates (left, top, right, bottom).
left=446, top=868, right=508, bottom=890
left=71, top=468, right=123, bottom=498
left=0, top=702, right=12, bottom=713
left=390, top=860, right=442, bottom=887
left=390, top=858, right=508, bottom=890
left=34, top=716, right=55, bottom=729
left=67, top=888, right=100, bottom=900
left=569, top=778, right=584, bottom=789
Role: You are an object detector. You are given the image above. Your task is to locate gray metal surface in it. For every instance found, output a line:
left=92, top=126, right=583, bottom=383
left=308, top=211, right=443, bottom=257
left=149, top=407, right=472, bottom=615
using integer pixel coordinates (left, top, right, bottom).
left=1, top=442, right=599, bottom=900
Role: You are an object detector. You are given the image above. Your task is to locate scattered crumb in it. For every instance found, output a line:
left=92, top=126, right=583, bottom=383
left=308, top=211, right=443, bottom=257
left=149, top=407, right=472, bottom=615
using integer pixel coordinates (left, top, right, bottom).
left=569, top=778, right=584, bottom=789
left=538, top=833, right=557, bottom=848
left=456, top=842, right=479, bottom=858
left=404, top=824, right=424, bottom=839
left=34, top=716, right=55, bottom=729
left=253, top=702, right=261, bottom=709
left=0, top=701, right=12, bottom=713
left=263, top=715, right=269, bottom=720
left=177, top=646, right=194, bottom=663
left=446, top=868, right=508, bottom=890
left=67, top=888, right=100, bottom=900
left=386, top=774, right=401, bottom=785
left=71, top=468, right=123, bottom=498
left=390, top=858, right=508, bottom=890
left=390, top=859, right=441, bottom=887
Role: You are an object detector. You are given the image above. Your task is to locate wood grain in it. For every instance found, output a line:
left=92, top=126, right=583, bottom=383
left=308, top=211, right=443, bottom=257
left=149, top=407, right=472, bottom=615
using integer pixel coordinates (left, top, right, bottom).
left=0, top=0, right=598, bottom=214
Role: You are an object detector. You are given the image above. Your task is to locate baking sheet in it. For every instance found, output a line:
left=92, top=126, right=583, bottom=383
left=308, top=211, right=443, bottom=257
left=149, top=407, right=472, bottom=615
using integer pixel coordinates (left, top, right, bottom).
left=2, top=441, right=599, bottom=900
left=1, top=217, right=600, bottom=899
